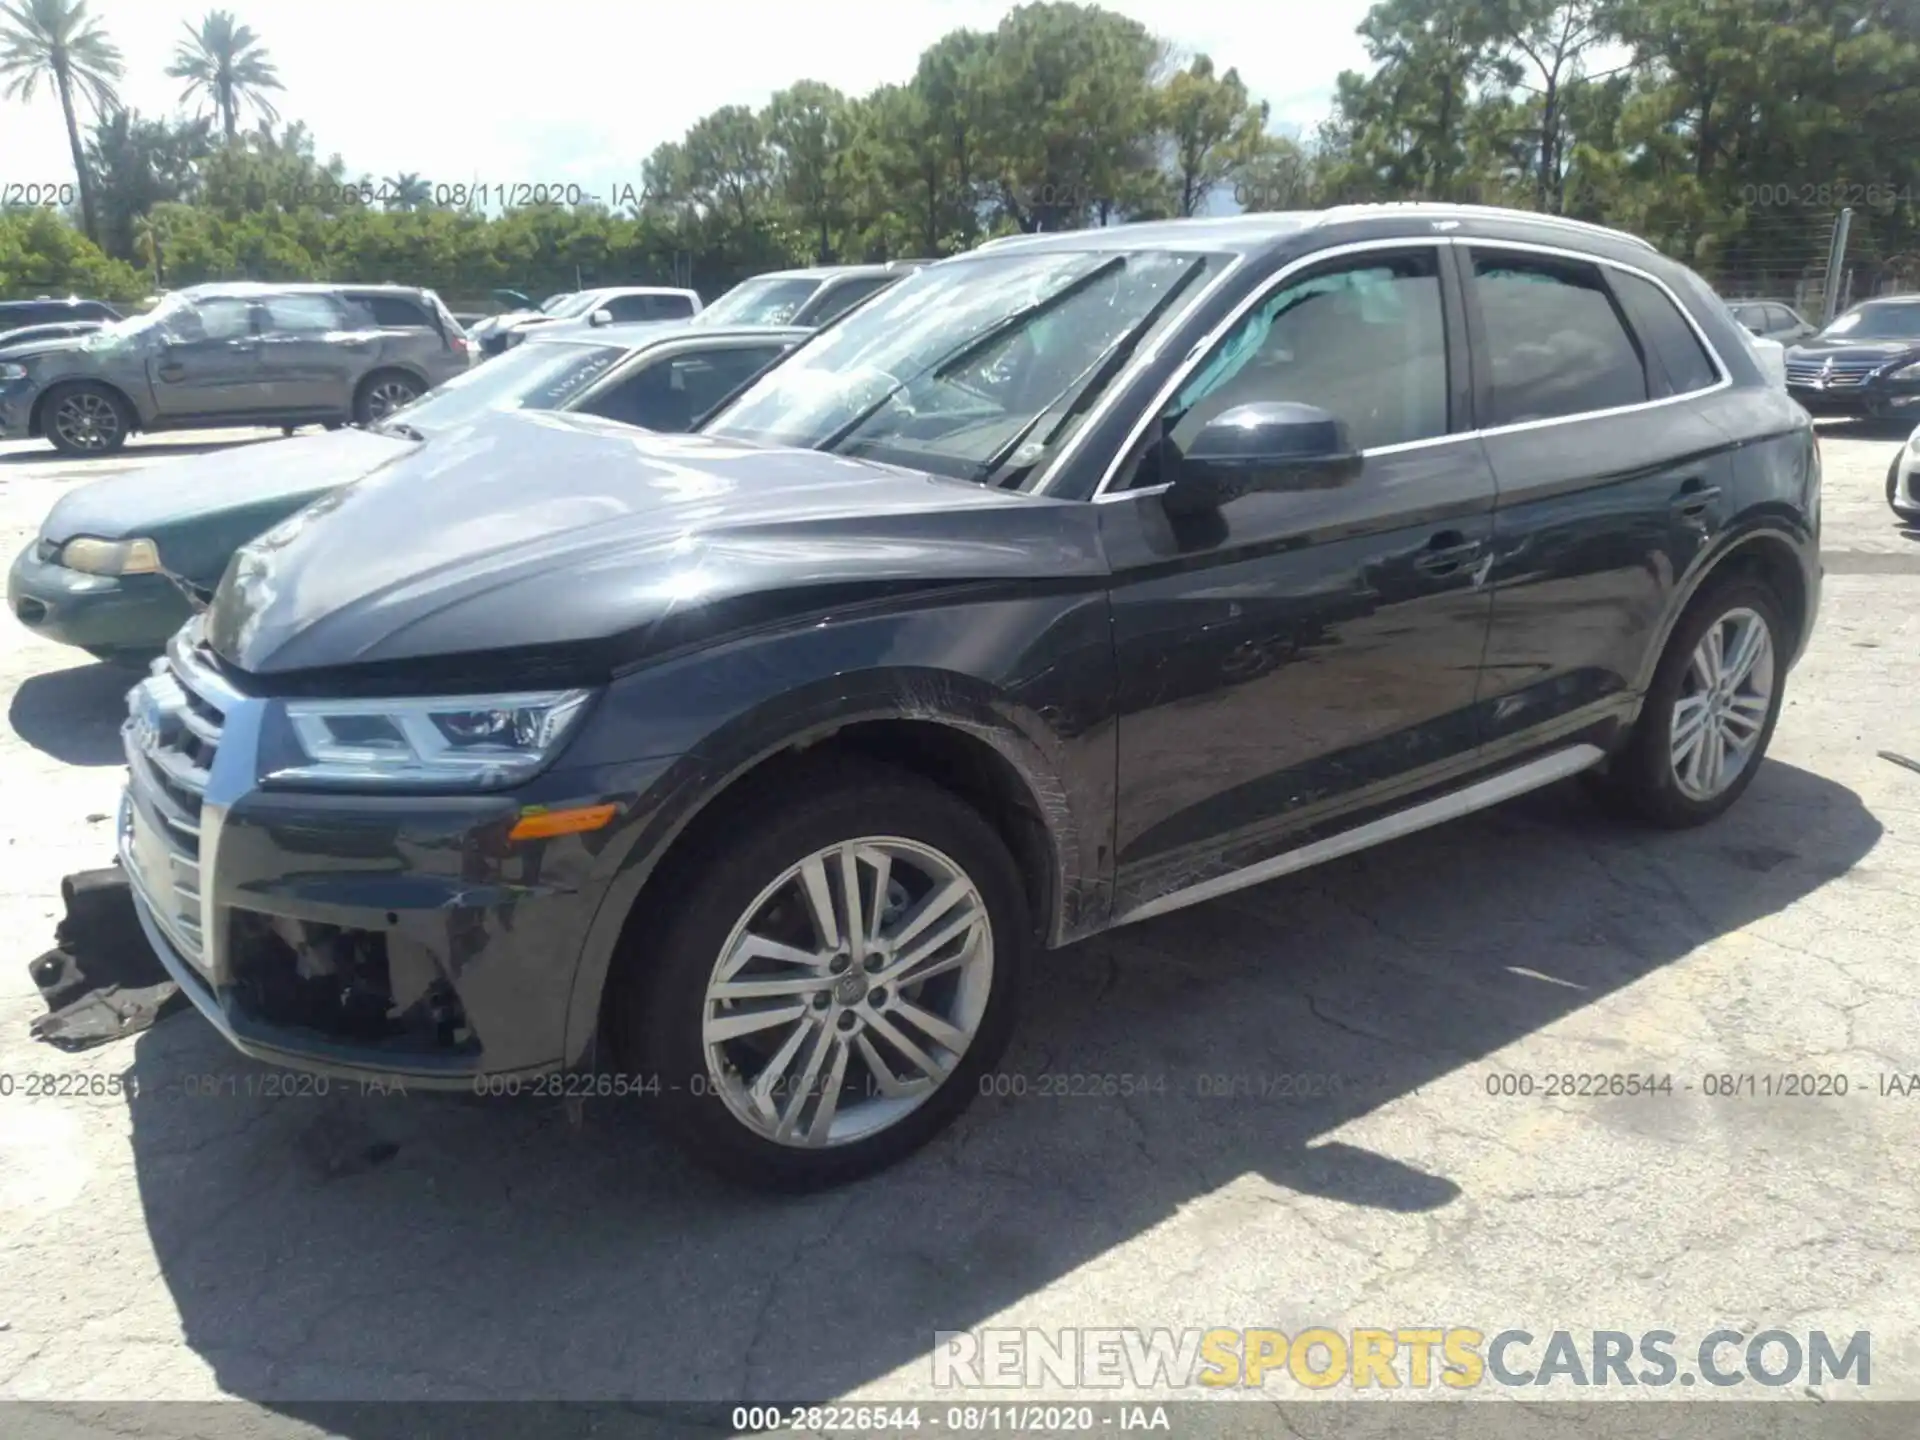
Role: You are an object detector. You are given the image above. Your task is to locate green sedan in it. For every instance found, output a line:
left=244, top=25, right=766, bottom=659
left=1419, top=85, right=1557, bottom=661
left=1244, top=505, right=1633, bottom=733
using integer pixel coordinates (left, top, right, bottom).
left=8, top=320, right=806, bottom=662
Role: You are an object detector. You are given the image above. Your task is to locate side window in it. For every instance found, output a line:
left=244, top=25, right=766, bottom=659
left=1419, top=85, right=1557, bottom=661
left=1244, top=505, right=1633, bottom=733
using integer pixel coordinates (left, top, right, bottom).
left=603, top=294, right=674, bottom=323
left=173, top=297, right=255, bottom=342
left=578, top=346, right=789, bottom=431
left=640, top=293, right=696, bottom=320
left=1469, top=250, right=1648, bottom=425
left=1608, top=269, right=1720, bottom=398
left=354, top=295, right=432, bottom=328
left=78, top=302, right=116, bottom=321
left=804, top=276, right=894, bottom=327
left=261, top=293, right=346, bottom=335
left=1145, top=249, right=1450, bottom=474
left=674, top=346, right=787, bottom=423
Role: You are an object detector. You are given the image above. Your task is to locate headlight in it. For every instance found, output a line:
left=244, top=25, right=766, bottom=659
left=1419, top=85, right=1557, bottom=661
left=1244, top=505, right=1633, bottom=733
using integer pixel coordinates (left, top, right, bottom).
left=0, top=363, right=27, bottom=381
left=270, top=689, right=594, bottom=789
left=1887, top=361, right=1920, bottom=381
left=59, top=536, right=162, bottom=575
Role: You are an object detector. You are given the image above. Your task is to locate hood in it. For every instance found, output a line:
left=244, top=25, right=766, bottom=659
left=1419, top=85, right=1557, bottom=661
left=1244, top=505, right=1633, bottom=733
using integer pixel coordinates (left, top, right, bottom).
left=44, top=427, right=416, bottom=543
left=1, top=333, right=94, bottom=365
left=45, top=427, right=417, bottom=589
left=1787, top=336, right=1920, bottom=362
left=206, top=408, right=1103, bottom=680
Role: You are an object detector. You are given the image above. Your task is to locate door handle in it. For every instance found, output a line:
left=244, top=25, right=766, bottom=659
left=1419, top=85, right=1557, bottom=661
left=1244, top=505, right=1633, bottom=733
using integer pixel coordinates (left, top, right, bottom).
left=1672, top=478, right=1723, bottom=517
left=157, top=363, right=185, bottom=381
left=1414, top=531, right=1482, bottom=576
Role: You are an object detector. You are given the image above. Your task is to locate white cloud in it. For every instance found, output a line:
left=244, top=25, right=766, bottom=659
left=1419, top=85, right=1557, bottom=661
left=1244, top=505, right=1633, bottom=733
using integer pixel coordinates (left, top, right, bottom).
left=3, top=0, right=1373, bottom=199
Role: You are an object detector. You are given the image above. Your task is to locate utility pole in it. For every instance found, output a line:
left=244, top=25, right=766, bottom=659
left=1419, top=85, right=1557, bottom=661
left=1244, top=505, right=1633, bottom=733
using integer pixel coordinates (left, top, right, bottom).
left=1822, top=208, right=1854, bottom=325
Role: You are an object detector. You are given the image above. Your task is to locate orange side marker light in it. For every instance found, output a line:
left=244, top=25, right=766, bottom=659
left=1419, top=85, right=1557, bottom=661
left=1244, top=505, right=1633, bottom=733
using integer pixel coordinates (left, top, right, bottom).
left=509, top=803, right=618, bottom=842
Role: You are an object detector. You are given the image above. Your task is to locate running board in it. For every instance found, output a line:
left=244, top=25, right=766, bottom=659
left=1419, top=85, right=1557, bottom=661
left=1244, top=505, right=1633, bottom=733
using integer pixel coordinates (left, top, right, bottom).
left=1116, top=744, right=1606, bottom=927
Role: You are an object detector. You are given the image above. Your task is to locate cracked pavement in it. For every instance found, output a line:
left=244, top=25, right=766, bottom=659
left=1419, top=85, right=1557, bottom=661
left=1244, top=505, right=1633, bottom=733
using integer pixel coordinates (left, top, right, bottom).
left=0, top=423, right=1916, bottom=1426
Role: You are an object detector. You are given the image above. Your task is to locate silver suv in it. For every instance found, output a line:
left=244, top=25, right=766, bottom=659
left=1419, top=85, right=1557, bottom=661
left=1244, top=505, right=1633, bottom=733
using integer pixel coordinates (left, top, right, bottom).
left=0, top=282, right=470, bottom=455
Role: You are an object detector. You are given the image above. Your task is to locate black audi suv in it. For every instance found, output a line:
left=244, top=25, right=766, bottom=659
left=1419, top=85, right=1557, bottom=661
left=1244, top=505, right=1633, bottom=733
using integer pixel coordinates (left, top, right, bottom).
left=114, top=205, right=1820, bottom=1189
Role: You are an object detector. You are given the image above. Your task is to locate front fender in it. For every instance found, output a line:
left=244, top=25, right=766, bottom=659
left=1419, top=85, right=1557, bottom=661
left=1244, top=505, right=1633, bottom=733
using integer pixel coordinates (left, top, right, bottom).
left=554, top=588, right=1117, bottom=1068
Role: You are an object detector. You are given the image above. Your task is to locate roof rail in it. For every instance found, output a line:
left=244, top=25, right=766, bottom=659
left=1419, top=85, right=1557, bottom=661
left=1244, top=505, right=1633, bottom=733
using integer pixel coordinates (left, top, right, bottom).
left=1319, top=202, right=1658, bottom=253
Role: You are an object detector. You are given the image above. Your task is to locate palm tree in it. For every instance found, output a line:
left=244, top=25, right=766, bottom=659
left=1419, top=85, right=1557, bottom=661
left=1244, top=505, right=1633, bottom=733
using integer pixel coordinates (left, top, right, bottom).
left=166, top=10, right=282, bottom=144
left=132, top=211, right=165, bottom=286
left=0, top=0, right=122, bottom=246
left=382, top=171, right=431, bottom=212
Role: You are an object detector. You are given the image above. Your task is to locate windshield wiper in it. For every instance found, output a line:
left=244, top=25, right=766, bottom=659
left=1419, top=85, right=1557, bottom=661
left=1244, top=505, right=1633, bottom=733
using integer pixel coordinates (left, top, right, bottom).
left=377, top=419, right=426, bottom=442
left=816, top=254, right=1128, bottom=455
left=975, top=256, right=1207, bottom=487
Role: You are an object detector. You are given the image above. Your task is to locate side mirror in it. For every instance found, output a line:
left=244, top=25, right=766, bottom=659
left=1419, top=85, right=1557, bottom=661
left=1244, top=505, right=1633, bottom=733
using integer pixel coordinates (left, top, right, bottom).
left=1163, top=402, right=1362, bottom=516
left=589, top=309, right=613, bottom=327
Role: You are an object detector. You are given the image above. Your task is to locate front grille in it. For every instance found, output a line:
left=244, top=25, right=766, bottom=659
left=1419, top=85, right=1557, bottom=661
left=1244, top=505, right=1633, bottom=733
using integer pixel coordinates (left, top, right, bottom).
left=121, top=628, right=233, bottom=968
left=1785, top=358, right=1883, bottom=389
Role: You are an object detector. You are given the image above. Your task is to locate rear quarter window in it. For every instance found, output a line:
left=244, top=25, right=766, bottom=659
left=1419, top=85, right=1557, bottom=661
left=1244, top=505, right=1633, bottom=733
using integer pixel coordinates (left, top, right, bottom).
left=353, top=295, right=434, bottom=328
left=1608, top=269, right=1722, bottom=397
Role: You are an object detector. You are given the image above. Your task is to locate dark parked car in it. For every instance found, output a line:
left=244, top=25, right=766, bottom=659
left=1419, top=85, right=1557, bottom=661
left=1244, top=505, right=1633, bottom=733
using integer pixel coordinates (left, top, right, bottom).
left=0, top=296, right=121, bottom=343
left=11, top=323, right=801, bottom=660
left=1783, top=295, right=1920, bottom=420
left=695, top=261, right=923, bottom=330
left=117, top=205, right=1819, bottom=1190
left=1729, top=300, right=1816, bottom=345
left=0, top=283, right=469, bottom=455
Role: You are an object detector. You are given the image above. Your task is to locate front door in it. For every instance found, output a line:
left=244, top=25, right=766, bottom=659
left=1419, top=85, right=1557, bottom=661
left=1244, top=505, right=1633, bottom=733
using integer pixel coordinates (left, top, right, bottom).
left=145, top=296, right=266, bottom=419
left=1103, top=244, right=1498, bottom=919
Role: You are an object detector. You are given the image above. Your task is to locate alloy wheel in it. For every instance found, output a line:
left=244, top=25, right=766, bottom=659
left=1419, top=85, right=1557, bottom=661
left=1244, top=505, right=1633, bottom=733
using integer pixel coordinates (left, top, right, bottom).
left=365, top=378, right=420, bottom=421
left=52, top=392, right=122, bottom=451
left=1670, top=606, right=1775, bottom=802
left=701, top=836, right=994, bottom=1149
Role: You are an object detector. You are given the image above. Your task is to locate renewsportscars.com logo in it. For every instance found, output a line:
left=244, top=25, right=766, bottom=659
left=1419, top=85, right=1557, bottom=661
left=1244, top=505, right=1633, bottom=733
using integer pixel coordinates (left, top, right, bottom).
left=931, top=1327, right=1871, bottom=1392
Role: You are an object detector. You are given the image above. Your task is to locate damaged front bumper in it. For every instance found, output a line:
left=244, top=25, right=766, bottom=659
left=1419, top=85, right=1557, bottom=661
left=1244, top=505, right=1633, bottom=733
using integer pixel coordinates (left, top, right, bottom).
left=117, top=625, right=673, bottom=1089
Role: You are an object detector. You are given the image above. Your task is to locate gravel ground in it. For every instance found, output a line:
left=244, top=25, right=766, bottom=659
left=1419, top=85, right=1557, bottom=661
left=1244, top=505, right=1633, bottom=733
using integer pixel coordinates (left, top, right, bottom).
left=0, top=421, right=1916, bottom=1431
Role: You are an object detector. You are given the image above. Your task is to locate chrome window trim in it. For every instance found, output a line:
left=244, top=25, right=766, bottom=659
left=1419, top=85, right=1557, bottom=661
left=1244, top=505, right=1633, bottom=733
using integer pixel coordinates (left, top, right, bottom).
left=1078, top=236, right=1456, bottom=501
left=1084, top=233, right=1734, bottom=503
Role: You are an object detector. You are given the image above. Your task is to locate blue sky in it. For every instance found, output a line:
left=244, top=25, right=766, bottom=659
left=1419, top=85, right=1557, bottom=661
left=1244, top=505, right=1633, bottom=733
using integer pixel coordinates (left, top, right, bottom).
left=5, top=0, right=1375, bottom=198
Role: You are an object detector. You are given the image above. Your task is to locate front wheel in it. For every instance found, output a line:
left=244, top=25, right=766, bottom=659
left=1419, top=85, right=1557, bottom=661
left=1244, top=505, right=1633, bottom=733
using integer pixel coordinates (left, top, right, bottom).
left=611, top=758, right=1028, bottom=1190
left=43, top=382, right=132, bottom=456
left=1592, top=577, right=1787, bottom=828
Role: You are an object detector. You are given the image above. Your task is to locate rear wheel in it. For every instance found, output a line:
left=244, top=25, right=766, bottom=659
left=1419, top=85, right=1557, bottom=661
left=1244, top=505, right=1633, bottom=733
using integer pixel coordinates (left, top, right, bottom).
left=43, top=382, right=132, bottom=456
left=352, top=371, right=423, bottom=426
left=1592, top=577, right=1787, bottom=828
left=610, top=758, right=1028, bottom=1190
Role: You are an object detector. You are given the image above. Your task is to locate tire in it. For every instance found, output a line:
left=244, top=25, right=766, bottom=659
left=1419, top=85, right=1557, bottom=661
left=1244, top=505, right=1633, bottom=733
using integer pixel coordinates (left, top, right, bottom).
left=609, top=756, right=1029, bottom=1190
left=42, top=382, right=133, bottom=456
left=1888, top=456, right=1920, bottom=523
left=352, top=370, right=423, bottom=426
left=1593, top=577, right=1788, bottom=828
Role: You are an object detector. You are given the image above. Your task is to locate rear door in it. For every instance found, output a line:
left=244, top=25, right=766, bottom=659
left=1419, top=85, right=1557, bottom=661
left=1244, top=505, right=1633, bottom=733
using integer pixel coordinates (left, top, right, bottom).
left=256, top=291, right=357, bottom=414
left=1466, top=243, right=1736, bottom=760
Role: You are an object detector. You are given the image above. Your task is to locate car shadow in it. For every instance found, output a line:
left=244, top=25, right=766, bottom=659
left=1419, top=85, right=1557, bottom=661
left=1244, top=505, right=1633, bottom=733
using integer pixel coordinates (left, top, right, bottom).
left=116, top=759, right=1879, bottom=1406
left=0, top=436, right=277, bottom=467
left=9, top=661, right=136, bottom=765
